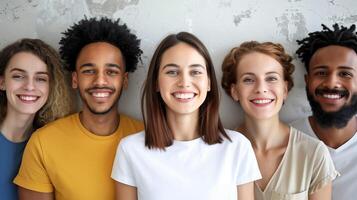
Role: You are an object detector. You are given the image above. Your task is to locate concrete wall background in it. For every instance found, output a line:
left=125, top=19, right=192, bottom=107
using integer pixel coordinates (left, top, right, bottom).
left=1, top=0, right=356, bottom=129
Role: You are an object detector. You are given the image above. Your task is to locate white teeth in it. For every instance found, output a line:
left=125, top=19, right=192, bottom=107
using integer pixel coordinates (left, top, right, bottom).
left=253, top=99, right=272, bottom=104
left=173, top=93, right=195, bottom=99
left=19, top=96, right=37, bottom=101
left=92, top=93, right=109, bottom=98
left=323, top=94, right=341, bottom=99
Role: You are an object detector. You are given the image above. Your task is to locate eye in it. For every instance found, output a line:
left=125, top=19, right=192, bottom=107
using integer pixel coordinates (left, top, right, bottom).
left=242, top=77, right=254, bottom=84
left=190, top=70, right=204, bottom=76
left=165, top=70, right=178, bottom=76
left=339, top=71, right=353, bottom=78
left=266, top=76, right=278, bottom=82
left=12, top=74, right=25, bottom=80
left=314, top=70, right=327, bottom=77
left=81, top=69, right=96, bottom=74
left=107, top=70, right=119, bottom=76
left=35, top=76, right=49, bottom=83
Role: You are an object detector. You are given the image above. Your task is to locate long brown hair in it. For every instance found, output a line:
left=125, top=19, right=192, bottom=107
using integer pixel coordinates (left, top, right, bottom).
left=0, top=38, right=72, bottom=128
left=142, top=32, right=229, bottom=150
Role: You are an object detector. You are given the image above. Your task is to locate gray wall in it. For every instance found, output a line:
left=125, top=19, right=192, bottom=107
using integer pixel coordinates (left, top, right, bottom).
left=1, top=0, right=356, bottom=129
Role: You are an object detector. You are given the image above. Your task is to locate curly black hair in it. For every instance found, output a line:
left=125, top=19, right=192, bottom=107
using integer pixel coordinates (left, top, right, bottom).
left=296, top=23, right=357, bottom=72
left=59, top=17, right=142, bottom=72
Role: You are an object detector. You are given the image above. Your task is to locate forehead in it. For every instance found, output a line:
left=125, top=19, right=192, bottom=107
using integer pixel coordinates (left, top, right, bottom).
left=6, top=52, right=47, bottom=73
left=309, top=45, right=357, bottom=71
left=160, top=42, right=206, bottom=67
left=76, top=42, right=125, bottom=67
left=237, top=52, right=283, bottom=75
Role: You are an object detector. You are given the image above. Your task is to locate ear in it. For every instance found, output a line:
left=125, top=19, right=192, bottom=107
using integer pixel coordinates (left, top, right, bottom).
left=122, top=72, right=128, bottom=89
left=207, top=78, right=211, bottom=91
left=72, top=72, right=78, bottom=89
left=230, top=84, right=239, bottom=101
left=0, top=76, right=5, bottom=91
left=304, top=74, right=308, bottom=86
left=283, top=81, right=288, bottom=100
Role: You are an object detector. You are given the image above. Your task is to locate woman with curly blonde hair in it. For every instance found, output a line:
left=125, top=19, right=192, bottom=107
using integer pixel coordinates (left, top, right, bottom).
left=0, top=38, right=71, bottom=200
left=221, top=41, right=337, bottom=200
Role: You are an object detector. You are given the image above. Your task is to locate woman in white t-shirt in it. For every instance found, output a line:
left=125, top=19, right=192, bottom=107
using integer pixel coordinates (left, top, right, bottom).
left=111, top=32, right=261, bottom=200
left=221, top=41, right=338, bottom=200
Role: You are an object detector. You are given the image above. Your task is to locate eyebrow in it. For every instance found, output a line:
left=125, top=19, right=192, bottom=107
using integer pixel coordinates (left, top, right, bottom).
left=311, top=65, right=356, bottom=71
left=162, top=63, right=206, bottom=70
left=79, top=63, right=122, bottom=70
left=9, top=67, right=49, bottom=75
left=239, top=71, right=281, bottom=78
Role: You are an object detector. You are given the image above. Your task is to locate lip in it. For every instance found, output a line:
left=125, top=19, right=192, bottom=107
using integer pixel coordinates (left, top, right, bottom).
left=249, top=98, right=274, bottom=106
left=87, top=88, right=114, bottom=98
left=315, top=89, right=348, bottom=105
left=17, top=94, right=40, bottom=103
left=172, top=91, right=197, bottom=102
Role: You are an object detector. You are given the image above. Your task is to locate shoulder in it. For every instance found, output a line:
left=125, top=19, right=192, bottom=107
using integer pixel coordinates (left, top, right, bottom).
left=223, top=129, right=252, bottom=148
left=290, top=127, right=327, bottom=156
left=119, top=131, right=145, bottom=150
left=119, top=114, right=144, bottom=135
left=31, top=113, right=78, bottom=138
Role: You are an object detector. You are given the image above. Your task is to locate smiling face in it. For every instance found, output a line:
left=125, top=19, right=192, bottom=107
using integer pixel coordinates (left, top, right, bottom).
left=305, top=45, right=357, bottom=128
left=231, top=52, right=288, bottom=120
left=157, top=42, right=210, bottom=117
left=0, top=52, right=49, bottom=117
left=72, top=42, right=128, bottom=115
left=306, top=45, right=357, bottom=112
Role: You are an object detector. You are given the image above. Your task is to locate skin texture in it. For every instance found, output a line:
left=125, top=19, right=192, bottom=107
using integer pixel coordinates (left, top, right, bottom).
left=231, top=52, right=331, bottom=199
left=115, top=42, right=254, bottom=199
left=18, top=42, right=128, bottom=199
left=306, top=45, right=357, bottom=149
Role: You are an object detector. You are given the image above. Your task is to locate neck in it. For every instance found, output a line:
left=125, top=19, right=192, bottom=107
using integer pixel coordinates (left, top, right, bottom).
left=238, top=115, right=289, bottom=151
left=80, top=107, right=120, bottom=136
left=166, top=111, right=199, bottom=141
left=309, top=116, right=357, bottom=149
left=0, top=109, right=35, bottom=142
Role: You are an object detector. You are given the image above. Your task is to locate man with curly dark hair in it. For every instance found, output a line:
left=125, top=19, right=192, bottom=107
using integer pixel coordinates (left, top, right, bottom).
left=14, top=17, right=144, bottom=200
left=292, top=23, right=357, bottom=200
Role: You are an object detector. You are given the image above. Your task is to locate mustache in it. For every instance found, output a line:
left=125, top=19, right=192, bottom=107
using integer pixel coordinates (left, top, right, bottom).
left=85, top=86, right=115, bottom=93
left=315, top=88, right=349, bottom=97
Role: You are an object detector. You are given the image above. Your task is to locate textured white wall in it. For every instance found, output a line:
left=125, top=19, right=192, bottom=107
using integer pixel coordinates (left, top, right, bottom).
left=1, top=0, right=357, bottom=129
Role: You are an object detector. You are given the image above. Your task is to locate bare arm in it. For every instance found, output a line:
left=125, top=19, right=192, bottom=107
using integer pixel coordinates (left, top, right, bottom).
left=237, top=182, right=254, bottom=200
left=309, top=182, right=332, bottom=200
left=18, top=187, right=54, bottom=200
left=115, top=182, right=137, bottom=200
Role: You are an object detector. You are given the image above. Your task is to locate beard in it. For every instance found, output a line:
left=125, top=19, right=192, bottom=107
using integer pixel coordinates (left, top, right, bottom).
left=306, top=87, right=357, bottom=129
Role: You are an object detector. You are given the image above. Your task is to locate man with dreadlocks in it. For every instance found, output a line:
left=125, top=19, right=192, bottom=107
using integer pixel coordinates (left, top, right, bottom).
left=292, top=23, right=357, bottom=200
left=13, top=17, right=144, bottom=200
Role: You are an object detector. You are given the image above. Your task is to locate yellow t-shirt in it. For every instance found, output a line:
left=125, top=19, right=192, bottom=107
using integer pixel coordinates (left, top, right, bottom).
left=14, top=113, right=143, bottom=200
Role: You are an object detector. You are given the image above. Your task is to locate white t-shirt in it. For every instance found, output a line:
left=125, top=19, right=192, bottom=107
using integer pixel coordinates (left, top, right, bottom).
left=111, top=129, right=261, bottom=200
left=291, top=117, right=357, bottom=200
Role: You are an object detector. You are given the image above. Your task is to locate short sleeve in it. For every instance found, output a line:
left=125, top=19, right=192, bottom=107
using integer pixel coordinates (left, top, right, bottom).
left=13, top=133, right=53, bottom=192
left=309, top=142, right=338, bottom=194
left=111, top=140, right=136, bottom=186
left=236, top=138, right=262, bottom=185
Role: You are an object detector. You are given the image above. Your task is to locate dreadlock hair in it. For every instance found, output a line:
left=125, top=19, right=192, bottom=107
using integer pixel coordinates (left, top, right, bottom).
left=59, top=17, right=142, bottom=72
left=296, top=23, right=357, bottom=72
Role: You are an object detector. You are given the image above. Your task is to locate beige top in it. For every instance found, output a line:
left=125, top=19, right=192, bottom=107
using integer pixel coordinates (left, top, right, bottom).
left=255, top=127, right=338, bottom=200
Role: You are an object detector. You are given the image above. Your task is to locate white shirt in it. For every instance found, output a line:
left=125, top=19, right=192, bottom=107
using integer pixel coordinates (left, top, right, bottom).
left=111, top=129, right=261, bottom=200
left=291, top=117, right=357, bottom=200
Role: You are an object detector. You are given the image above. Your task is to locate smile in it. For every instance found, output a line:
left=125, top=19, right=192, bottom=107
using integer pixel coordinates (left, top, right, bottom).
left=250, top=98, right=274, bottom=104
left=172, top=92, right=196, bottom=100
left=91, top=92, right=110, bottom=98
left=17, top=95, right=39, bottom=102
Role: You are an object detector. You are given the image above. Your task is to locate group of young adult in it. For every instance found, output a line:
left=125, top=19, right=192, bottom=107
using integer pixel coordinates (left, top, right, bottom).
left=0, top=16, right=356, bottom=200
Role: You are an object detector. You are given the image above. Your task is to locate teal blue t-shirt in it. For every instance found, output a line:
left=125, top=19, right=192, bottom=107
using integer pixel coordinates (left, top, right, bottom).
left=0, top=132, right=27, bottom=200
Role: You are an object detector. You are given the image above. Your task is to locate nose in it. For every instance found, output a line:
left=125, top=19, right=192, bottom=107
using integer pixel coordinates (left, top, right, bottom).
left=255, top=79, right=267, bottom=93
left=177, top=73, right=190, bottom=88
left=94, top=71, right=108, bottom=86
left=324, top=73, right=341, bottom=89
left=24, top=78, right=35, bottom=91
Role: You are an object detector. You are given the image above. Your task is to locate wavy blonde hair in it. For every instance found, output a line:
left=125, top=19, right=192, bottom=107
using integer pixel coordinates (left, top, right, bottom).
left=0, top=38, right=72, bottom=128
